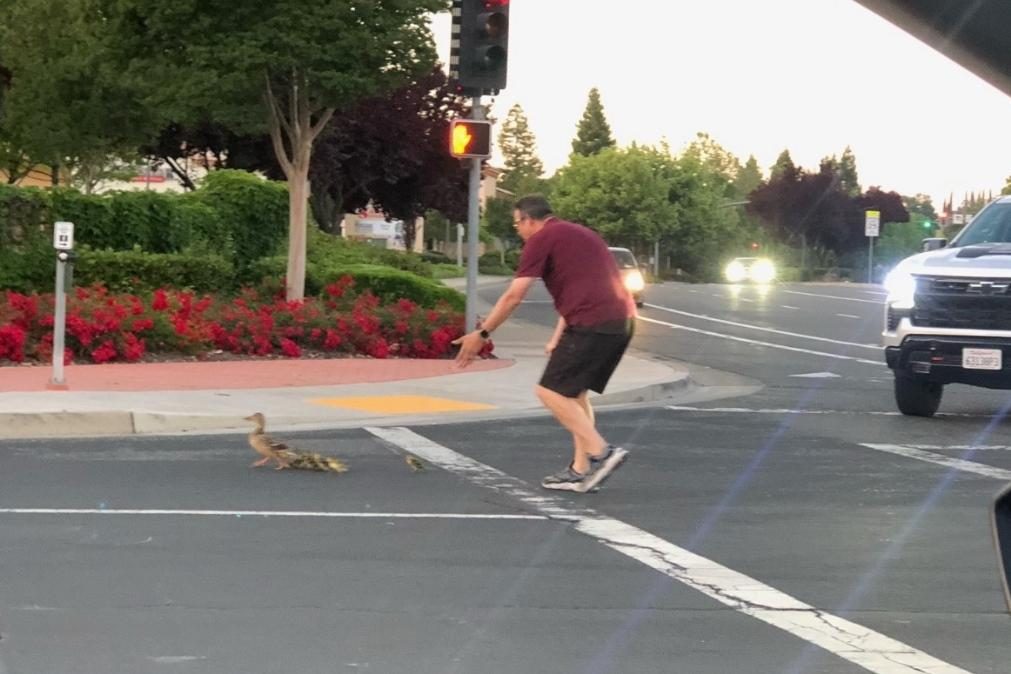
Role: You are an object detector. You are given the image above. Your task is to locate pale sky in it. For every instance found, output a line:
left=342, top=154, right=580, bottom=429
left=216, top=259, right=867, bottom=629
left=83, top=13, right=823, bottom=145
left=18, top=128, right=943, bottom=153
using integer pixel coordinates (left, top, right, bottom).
left=431, top=0, right=1011, bottom=210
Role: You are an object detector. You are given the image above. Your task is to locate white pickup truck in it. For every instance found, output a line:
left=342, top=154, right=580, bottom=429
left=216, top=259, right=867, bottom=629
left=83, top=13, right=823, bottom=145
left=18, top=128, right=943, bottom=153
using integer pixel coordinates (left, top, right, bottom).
left=882, top=195, right=1011, bottom=416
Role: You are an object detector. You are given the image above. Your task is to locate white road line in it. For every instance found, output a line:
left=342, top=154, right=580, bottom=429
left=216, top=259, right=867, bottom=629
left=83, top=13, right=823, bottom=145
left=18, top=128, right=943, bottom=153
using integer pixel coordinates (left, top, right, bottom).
left=860, top=444, right=1011, bottom=481
left=910, top=445, right=1011, bottom=451
left=781, top=305, right=800, bottom=310
left=643, top=303, right=878, bottom=351
left=637, top=315, right=883, bottom=366
left=784, top=290, right=883, bottom=304
left=668, top=405, right=902, bottom=416
left=366, top=426, right=972, bottom=674
left=665, top=405, right=992, bottom=419
left=837, top=313, right=860, bottom=319
left=0, top=509, right=547, bottom=520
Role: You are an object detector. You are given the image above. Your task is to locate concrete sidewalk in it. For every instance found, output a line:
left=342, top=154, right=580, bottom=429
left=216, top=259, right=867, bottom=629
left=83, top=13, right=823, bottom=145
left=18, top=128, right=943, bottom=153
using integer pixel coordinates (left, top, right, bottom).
left=0, top=276, right=690, bottom=438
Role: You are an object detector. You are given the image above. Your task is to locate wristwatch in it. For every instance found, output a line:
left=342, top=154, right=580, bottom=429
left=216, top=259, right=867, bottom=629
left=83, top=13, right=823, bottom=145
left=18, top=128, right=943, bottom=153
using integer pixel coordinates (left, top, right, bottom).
left=479, top=329, right=491, bottom=340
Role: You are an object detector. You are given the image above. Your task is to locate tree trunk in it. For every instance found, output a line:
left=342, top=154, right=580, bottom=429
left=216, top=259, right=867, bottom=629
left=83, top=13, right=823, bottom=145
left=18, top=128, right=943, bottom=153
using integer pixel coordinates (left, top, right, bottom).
left=263, top=73, right=335, bottom=303
left=286, top=162, right=310, bottom=302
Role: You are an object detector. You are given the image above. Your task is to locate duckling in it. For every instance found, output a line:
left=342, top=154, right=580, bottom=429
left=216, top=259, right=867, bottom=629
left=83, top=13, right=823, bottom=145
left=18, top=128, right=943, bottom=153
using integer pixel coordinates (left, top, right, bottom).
left=244, top=413, right=348, bottom=473
left=405, top=454, right=426, bottom=472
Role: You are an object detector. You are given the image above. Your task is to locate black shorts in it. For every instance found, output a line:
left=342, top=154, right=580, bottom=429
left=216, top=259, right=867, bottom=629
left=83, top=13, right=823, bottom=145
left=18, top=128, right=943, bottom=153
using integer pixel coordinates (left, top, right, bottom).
left=539, top=321, right=633, bottom=398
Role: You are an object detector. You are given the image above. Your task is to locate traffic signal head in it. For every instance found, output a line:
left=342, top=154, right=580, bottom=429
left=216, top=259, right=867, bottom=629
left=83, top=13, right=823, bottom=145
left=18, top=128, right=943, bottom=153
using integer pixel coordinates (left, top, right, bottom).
left=449, top=119, right=492, bottom=159
left=923, top=220, right=933, bottom=229
left=451, top=0, right=510, bottom=94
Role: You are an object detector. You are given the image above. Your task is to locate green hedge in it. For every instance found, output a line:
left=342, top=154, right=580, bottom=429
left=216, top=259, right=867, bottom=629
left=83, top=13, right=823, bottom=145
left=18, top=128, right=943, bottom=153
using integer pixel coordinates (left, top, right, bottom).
left=192, top=170, right=287, bottom=267
left=307, top=229, right=433, bottom=278
left=0, top=172, right=285, bottom=273
left=73, top=247, right=234, bottom=293
left=248, top=256, right=463, bottom=310
left=0, top=238, right=53, bottom=292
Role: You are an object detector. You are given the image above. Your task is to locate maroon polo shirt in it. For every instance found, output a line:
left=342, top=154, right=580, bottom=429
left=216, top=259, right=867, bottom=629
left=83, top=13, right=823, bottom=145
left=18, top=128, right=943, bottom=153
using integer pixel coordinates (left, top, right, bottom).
left=515, top=217, right=635, bottom=329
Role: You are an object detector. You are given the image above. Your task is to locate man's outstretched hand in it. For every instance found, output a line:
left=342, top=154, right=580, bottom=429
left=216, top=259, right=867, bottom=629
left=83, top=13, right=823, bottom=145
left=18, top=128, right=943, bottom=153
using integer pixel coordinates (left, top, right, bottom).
left=452, top=330, right=486, bottom=369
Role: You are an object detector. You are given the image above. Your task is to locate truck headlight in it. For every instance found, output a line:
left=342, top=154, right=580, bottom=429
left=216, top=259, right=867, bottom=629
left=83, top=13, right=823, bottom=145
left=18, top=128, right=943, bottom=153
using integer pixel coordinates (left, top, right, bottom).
left=750, top=259, right=776, bottom=283
left=624, top=269, right=645, bottom=293
left=725, top=261, right=746, bottom=283
left=884, top=269, right=916, bottom=308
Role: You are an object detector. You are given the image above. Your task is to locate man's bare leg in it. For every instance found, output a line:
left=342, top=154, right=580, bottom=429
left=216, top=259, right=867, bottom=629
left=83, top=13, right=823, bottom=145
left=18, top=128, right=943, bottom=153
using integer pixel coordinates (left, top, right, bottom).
left=536, top=385, right=606, bottom=474
left=574, top=391, right=607, bottom=465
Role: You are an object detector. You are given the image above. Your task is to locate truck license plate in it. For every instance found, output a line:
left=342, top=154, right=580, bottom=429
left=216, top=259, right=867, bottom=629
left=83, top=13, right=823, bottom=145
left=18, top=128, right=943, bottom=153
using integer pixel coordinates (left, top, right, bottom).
left=963, top=348, right=1002, bottom=370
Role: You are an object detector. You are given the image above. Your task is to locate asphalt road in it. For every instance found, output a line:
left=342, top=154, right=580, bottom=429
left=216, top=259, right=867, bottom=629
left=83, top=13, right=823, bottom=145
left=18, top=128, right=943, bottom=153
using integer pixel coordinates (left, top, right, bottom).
left=1, top=280, right=1009, bottom=674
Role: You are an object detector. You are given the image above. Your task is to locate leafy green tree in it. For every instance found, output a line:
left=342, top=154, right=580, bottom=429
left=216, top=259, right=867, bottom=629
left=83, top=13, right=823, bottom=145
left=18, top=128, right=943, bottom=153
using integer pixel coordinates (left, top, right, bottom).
left=551, top=143, right=742, bottom=277
left=0, top=0, right=151, bottom=185
left=0, top=60, right=30, bottom=184
left=902, top=194, right=937, bottom=221
left=681, top=132, right=742, bottom=203
left=552, top=146, right=675, bottom=247
left=482, top=195, right=518, bottom=259
left=877, top=219, right=931, bottom=268
left=498, top=104, right=544, bottom=196
left=104, top=0, right=443, bottom=300
left=571, top=87, right=616, bottom=158
left=1002, top=176, right=1011, bottom=196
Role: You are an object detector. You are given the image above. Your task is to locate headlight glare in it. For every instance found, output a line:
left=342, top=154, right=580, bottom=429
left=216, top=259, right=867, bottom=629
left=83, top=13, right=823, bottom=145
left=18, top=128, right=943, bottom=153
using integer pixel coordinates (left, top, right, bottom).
left=725, top=262, right=746, bottom=283
left=750, top=260, right=776, bottom=283
left=884, top=269, right=916, bottom=307
left=624, top=270, right=645, bottom=293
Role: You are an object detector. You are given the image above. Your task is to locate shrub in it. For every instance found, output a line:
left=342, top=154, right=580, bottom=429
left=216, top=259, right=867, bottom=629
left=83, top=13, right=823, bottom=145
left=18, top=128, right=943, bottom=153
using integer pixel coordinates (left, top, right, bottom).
left=0, top=280, right=481, bottom=364
left=192, top=170, right=288, bottom=267
left=421, top=250, right=451, bottom=264
left=0, top=239, right=53, bottom=293
left=247, top=256, right=463, bottom=310
left=74, top=247, right=235, bottom=294
left=50, top=187, right=119, bottom=248
left=317, top=264, right=464, bottom=311
left=308, top=229, right=434, bottom=278
left=0, top=184, right=50, bottom=251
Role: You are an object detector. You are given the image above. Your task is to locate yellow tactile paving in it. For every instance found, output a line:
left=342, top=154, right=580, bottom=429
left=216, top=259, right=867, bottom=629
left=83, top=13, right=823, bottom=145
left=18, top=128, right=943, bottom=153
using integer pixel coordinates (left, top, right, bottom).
left=309, top=395, right=496, bottom=414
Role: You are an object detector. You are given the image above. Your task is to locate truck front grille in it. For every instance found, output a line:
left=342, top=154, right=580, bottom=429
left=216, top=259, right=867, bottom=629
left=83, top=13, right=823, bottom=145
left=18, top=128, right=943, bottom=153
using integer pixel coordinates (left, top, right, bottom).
left=913, top=276, right=1011, bottom=330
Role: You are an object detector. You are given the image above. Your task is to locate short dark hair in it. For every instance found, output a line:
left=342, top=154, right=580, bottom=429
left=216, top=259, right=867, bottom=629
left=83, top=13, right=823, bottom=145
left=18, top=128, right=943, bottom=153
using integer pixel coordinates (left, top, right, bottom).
left=514, top=194, right=553, bottom=220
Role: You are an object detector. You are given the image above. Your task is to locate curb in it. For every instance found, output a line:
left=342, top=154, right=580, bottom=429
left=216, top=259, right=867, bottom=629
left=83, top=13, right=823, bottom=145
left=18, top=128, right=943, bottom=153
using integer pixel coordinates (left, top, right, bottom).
left=0, top=373, right=693, bottom=440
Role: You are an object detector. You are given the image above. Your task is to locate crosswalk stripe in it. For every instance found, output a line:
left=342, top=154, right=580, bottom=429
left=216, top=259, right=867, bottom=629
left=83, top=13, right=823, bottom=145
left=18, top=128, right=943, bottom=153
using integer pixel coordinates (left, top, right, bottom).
left=367, top=426, right=972, bottom=674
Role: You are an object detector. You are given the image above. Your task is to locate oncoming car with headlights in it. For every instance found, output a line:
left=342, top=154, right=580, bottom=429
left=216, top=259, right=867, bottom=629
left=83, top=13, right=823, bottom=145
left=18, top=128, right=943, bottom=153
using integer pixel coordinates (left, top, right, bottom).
left=609, top=247, right=645, bottom=307
left=724, top=257, right=776, bottom=284
left=883, top=195, right=1011, bottom=416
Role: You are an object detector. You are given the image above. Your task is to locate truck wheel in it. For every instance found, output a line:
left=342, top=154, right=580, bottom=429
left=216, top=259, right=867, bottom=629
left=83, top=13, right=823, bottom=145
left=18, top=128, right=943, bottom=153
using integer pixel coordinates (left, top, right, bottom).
left=894, top=374, right=943, bottom=417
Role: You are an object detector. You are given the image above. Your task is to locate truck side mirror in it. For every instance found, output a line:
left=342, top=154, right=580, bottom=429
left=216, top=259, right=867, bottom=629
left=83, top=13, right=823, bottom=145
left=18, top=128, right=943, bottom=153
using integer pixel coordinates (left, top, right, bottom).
left=922, top=237, right=947, bottom=252
left=993, top=481, right=1011, bottom=613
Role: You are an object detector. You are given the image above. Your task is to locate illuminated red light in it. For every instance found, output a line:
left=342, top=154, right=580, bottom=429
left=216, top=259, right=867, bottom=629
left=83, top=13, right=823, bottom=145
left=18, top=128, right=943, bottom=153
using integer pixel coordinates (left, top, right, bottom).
left=484, top=0, right=509, bottom=8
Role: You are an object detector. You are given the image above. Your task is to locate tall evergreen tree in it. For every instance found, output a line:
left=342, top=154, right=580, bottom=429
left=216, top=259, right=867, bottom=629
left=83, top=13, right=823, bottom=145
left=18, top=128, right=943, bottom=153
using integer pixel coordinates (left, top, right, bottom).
left=498, top=103, right=544, bottom=195
left=571, top=87, right=616, bottom=157
left=735, top=155, right=763, bottom=199
left=769, top=149, right=797, bottom=180
left=838, top=146, right=860, bottom=197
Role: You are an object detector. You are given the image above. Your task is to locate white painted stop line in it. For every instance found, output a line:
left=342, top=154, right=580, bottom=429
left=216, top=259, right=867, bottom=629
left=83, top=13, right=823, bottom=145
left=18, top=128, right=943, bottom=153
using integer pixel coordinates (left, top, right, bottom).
left=367, top=426, right=973, bottom=674
left=860, top=444, right=1011, bottom=481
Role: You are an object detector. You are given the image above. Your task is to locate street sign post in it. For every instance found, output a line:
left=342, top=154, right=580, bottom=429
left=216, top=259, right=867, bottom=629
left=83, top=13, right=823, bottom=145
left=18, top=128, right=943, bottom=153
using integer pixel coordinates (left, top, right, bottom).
left=50, top=221, right=75, bottom=389
left=865, top=210, right=880, bottom=283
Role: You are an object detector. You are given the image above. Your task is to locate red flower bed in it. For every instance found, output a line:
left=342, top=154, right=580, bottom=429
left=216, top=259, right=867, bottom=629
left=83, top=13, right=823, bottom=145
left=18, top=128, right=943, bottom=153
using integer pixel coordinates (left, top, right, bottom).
left=0, top=277, right=494, bottom=365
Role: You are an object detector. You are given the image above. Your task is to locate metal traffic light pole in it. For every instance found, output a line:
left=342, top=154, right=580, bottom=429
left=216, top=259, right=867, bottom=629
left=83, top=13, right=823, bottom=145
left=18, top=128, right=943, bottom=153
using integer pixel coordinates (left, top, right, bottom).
left=465, top=97, right=484, bottom=331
